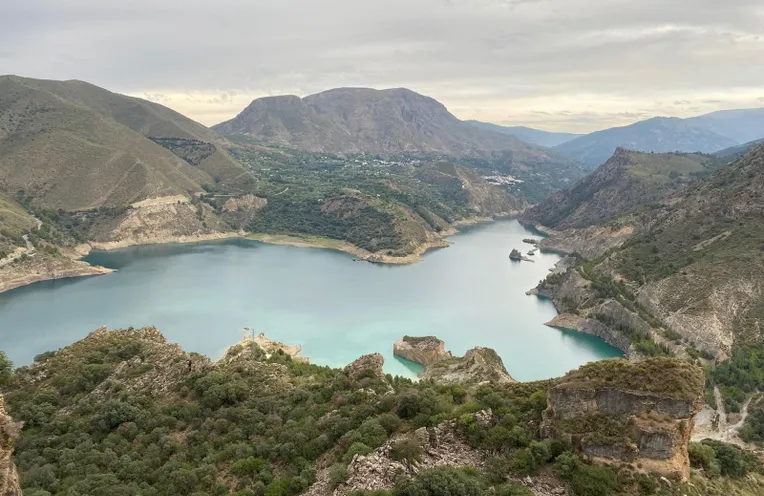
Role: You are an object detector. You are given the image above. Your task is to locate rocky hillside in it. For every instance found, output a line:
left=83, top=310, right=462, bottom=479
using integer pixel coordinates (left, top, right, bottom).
left=4, top=327, right=761, bottom=495
left=213, top=87, right=569, bottom=163
left=532, top=144, right=764, bottom=360
left=0, top=395, right=21, bottom=496
left=556, top=117, right=738, bottom=167
left=0, top=76, right=247, bottom=211
left=542, top=358, right=705, bottom=480
left=523, top=149, right=721, bottom=229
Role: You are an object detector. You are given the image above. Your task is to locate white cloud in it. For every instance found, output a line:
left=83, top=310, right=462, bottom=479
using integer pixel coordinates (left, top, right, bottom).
left=2, top=0, right=763, bottom=132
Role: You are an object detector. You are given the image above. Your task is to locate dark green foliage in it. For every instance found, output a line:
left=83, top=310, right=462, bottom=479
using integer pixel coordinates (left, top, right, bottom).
left=249, top=196, right=403, bottom=253
left=394, top=467, right=484, bottom=496
left=698, top=440, right=759, bottom=477
left=389, top=439, right=424, bottom=467
left=709, top=347, right=764, bottom=411
left=555, top=452, right=621, bottom=496
left=0, top=350, right=12, bottom=387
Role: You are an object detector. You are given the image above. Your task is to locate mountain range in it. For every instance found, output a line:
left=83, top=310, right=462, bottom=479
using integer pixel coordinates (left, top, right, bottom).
left=553, top=108, right=764, bottom=166
left=464, top=120, right=581, bottom=147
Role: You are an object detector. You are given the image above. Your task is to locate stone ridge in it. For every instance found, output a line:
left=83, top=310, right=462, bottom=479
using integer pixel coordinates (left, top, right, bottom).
left=542, top=357, right=705, bottom=480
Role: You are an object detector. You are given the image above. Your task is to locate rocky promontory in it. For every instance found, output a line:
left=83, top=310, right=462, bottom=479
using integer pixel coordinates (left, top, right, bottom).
left=393, top=336, right=452, bottom=366
left=394, top=336, right=515, bottom=385
left=541, top=357, right=705, bottom=481
left=0, top=395, right=21, bottom=496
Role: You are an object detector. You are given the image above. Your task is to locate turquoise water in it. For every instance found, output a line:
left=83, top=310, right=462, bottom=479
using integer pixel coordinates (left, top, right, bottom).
left=0, top=220, right=621, bottom=380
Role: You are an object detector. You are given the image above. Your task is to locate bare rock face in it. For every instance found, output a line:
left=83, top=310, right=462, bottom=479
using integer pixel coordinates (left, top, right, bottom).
left=393, top=336, right=452, bottom=367
left=0, top=395, right=22, bottom=496
left=541, top=357, right=705, bottom=481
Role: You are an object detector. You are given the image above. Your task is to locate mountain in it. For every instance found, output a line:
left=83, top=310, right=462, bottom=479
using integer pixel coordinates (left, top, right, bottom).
left=465, top=120, right=581, bottom=147
left=533, top=143, right=764, bottom=360
left=213, top=87, right=567, bottom=162
left=555, top=116, right=737, bottom=166
left=0, top=75, right=246, bottom=211
left=713, top=138, right=764, bottom=159
left=523, top=148, right=722, bottom=229
left=687, top=108, right=764, bottom=144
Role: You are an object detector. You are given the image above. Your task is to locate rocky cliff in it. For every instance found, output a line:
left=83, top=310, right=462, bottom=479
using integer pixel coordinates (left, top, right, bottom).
left=393, top=336, right=452, bottom=366
left=0, top=396, right=21, bottom=496
left=542, top=358, right=705, bottom=480
left=394, top=336, right=515, bottom=384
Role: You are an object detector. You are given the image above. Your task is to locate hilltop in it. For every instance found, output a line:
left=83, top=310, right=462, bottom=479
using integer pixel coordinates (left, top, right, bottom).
left=213, top=87, right=573, bottom=162
left=523, top=148, right=724, bottom=230
left=1, top=327, right=761, bottom=495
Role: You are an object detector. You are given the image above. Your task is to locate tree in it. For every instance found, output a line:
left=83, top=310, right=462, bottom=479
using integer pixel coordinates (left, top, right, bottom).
left=0, top=350, right=12, bottom=387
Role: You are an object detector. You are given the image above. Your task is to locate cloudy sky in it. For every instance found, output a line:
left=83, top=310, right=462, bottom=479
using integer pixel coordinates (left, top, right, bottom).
left=2, top=0, right=763, bottom=132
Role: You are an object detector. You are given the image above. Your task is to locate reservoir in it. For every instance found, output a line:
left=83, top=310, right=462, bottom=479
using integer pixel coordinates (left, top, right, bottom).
left=0, top=220, right=621, bottom=380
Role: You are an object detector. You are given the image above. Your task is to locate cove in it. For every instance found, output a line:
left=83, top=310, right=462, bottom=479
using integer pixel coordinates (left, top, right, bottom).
left=0, top=220, right=622, bottom=380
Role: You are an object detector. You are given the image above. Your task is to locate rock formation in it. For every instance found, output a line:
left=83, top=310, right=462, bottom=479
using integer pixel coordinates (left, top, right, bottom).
left=393, top=336, right=452, bottom=366
left=394, top=336, right=515, bottom=385
left=0, top=395, right=21, bottom=496
left=541, top=357, right=705, bottom=481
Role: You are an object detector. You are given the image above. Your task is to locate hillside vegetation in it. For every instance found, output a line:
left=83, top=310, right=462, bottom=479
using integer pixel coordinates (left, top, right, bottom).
left=523, top=149, right=725, bottom=229
left=1, top=328, right=762, bottom=496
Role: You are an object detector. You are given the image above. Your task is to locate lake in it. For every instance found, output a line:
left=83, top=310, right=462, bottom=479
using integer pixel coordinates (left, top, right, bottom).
left=0, top=220, right=621, bottom=380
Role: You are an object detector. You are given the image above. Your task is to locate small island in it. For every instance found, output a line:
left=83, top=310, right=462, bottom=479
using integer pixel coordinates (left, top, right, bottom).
left=509, top=248, right=534, bottom=262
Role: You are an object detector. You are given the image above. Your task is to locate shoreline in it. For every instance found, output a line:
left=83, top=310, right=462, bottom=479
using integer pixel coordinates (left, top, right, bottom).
left=0, top=216, right=509, bottom=294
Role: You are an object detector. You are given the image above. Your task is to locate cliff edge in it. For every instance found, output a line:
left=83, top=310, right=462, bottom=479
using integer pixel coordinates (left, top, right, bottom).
left=541, top=357, right=705, bottom=481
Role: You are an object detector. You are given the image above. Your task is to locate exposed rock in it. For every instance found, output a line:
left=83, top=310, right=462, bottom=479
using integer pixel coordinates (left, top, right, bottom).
left=221, top=194, right=268, bottom=229
left=546, top=314, right=634, bottom=357
left=0, top=396, right=22, bottom=496
left=315, top=411, right=493, bottom=496
left=394, top=336, right=515, bottom=385
left=423, top=347, right=516, bottom=385
left=393, top=336, right=452, bottom=367
left=534, top=223, right=635, bottom=260
left=343, top=353, right=387, bottom=384
left=229, top=331, right=308, bottom=363
left=542, top=357, right=705, bottom=481
left=509, top=248, right=534, bottom=262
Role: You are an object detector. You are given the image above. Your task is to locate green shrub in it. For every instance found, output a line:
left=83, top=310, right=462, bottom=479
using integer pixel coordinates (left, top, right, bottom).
left=394, top=467, right=484, bottom=496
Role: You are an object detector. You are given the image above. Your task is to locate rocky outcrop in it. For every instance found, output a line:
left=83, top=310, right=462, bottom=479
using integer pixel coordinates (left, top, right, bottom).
left=546, top=314, right=634, bottom=356
left=0, top=396, right=22, bottom=496
left=394, top=336, right=515, bottom=385
left=422, top=347, right=516, bottom=385
left=542, top=358, right=705, bottom=481
left=343, top=353, right=387, bottom=383
left=535, top=224, right=635, bottom=260
left=220, top=194, right=268, bottom=229
left=315, top=411, right=493, bottom=496
left=393, top=336, right=452, bottom=367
